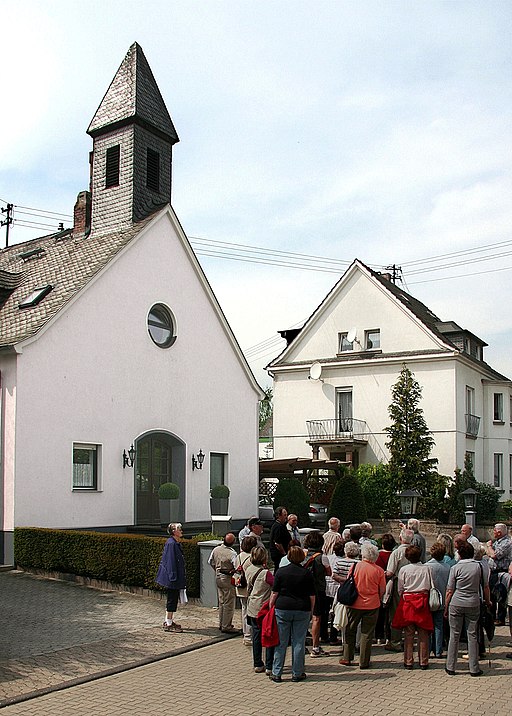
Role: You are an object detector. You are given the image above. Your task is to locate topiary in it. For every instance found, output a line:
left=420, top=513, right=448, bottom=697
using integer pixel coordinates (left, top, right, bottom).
left=158, top=482, right=180, bottom=499
left=210, top=484, right=230, bottom=498
left=272, top=478, right=310, bottom=527
left=328, top=470, right=367, bottom=527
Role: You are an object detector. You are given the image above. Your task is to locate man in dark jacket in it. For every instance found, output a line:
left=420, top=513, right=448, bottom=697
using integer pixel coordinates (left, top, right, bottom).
left=269, top=506, right=291, bottom=570
left=156, top=523, right=187, bottom=633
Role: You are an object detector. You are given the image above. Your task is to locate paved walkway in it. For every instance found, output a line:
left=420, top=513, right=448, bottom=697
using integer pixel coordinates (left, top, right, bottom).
left=1, top=570, right=512, bottom=715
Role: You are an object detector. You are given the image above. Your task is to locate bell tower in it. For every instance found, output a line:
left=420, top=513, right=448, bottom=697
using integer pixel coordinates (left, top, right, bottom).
left=87, top=43, right=179, bottom=234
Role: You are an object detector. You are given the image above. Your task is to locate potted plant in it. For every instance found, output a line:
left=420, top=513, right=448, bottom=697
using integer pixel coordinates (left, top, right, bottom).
left=158, top=482, right=180, bottom=525
left=210, top=484, right=230, bottom=515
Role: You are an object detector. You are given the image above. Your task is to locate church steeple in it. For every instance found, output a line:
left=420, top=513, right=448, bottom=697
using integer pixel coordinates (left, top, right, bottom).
left=87, top=43, right=179, bottom=233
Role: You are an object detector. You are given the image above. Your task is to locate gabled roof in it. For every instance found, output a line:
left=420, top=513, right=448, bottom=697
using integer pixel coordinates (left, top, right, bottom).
left=0, top=214, right=156, bottom=349
left=267, top=259, right=509, bottom=381
left=0, top=206, right=263, bottom=395
left=87, top=42, right=179, bottom=144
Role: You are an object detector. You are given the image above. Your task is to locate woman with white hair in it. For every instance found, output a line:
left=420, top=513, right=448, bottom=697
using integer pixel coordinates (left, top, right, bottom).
left=155, top=523, right=187, bottom=633
left=339, top=542, right=385, bottom=669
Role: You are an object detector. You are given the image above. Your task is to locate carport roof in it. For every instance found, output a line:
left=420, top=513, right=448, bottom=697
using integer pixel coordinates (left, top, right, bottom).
left=259, top=457, right=347, bottom=476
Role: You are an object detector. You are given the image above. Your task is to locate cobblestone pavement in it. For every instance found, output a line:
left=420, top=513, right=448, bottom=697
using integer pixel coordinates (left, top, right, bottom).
left=2, top=636, right=512, bottom=715
left=1, top=570, right=512, bottom=715
left=0, top=571, right=225, bottom=706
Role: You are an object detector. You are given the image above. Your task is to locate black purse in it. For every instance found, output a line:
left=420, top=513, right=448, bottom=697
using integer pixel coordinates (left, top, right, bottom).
left=337, top=563, right=359, bottom=605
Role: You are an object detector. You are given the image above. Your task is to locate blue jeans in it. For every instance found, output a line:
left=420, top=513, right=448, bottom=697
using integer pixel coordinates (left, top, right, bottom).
left=247, top=616, right=274, bottom=671
left=430, top=610, right=444, bottom=656
left=273, top=609, right=311, bottom=678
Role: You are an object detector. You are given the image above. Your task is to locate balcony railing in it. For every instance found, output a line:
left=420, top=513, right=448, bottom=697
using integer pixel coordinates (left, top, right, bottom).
left=465, top=413, right=480, bottom=439
left=306, top=418, right=368, bottom=442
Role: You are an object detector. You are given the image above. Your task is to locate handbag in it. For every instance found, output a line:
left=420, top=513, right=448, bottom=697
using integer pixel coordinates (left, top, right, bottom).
left=479, top=563, right=495, bottom=642
left=337, top=563, right=359, bottom=605
left=382, top=577, right=394, bottom=607
left=428, top=569, right=443, bottom=611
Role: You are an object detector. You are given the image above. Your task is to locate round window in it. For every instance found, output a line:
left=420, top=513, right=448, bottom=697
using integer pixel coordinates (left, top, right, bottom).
left=147, top=303, right=176, bottom=348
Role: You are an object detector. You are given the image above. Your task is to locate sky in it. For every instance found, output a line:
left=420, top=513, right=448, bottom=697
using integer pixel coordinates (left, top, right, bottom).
left=2, top=1, right=512, bottom=387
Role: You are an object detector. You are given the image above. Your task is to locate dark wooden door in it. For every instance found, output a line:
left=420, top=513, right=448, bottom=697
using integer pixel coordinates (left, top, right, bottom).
left=136, top=436, right=172, bottom=524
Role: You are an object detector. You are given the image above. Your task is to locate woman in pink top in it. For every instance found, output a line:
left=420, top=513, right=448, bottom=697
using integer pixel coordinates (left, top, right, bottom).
left=339, top=543, right=386, bottom=669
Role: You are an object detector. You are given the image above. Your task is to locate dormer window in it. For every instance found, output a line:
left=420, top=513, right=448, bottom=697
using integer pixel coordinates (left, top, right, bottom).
left=105, top=145, right=120, bottom=188
left=365, top=329, right=380, bottom=350
left=146, top=148, right=160, bottom=192
left=18, top=285, right=52, bottom=309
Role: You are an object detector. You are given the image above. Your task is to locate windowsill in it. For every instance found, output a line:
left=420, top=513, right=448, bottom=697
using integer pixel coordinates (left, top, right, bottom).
left=336, top=349, right=382, bottom=358
left=72, top=488, right=102, bottom=493
left=493, top=420, right=505, bottom=425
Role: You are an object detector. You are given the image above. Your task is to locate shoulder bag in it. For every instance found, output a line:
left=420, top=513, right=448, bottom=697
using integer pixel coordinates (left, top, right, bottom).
left=337, top=563, right=359, bottom=605
left=428, top=568, right=443, bottom=612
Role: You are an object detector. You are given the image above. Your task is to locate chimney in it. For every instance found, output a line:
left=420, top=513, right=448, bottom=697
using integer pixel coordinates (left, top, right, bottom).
left=73, top=191, right=92, bottom=238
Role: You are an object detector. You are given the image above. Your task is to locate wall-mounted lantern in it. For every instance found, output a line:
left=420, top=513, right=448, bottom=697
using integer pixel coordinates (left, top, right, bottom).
left=192, top=449, right=205, bottom=471
left=123, top=444, right=136, bottom=469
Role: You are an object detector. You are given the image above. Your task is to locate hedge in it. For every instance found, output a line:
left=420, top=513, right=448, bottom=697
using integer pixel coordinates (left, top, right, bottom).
left=14, top=528, right=201, bottom=598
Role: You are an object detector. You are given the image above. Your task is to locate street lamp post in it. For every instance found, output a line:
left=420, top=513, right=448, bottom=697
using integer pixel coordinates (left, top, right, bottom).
left=399, top=489, right=421, bottom=522
left=461, top=488, right=478, bottom=532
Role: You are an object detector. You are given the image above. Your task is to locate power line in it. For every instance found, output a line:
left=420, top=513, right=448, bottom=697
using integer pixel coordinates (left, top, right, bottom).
left=15, top=204, right=72, bottom=219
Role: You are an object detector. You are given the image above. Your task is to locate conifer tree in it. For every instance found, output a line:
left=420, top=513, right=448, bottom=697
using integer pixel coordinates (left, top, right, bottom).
left=384, top=365, right=438, bottom=496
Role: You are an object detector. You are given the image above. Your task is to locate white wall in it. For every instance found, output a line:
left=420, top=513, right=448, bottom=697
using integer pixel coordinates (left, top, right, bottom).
left=273, top=355, right=460, bottom=477
left=0, top=353, right=17, bottom=532
left=12, top=211, right=259, bottom=529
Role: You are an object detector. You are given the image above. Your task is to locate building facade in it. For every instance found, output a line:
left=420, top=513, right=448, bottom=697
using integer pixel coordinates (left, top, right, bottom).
left=267, top=260, right=512, bottom=496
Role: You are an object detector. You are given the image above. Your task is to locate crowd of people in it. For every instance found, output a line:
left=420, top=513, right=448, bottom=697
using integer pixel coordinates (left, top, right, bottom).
left=155, top=513, right=512, bottom=683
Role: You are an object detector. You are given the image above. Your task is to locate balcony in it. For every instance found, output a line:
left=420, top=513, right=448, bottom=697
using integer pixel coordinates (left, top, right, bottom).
left=465, top=413, right=480, bottom=439
left=306, top=418, right=368, bottom=444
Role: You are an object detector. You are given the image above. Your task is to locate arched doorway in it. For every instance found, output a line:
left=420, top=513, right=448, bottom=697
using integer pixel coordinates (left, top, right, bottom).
left=135, top=432, right=185, bottom=525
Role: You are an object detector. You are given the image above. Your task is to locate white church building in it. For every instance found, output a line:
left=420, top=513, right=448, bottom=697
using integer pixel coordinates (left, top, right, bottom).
left=0, top=43, right=262, bottom=564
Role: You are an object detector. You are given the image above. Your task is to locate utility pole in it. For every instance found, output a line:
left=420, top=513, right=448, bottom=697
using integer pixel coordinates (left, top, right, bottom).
left=384, top=264, right=402, bottom=284
left=1, top=203, right=13, bottom=248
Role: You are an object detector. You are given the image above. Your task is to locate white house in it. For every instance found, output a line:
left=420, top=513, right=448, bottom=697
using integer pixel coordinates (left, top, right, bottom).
left=0, top=43, right=262, bottom=564
left=267, top=260, right=512, bottom=497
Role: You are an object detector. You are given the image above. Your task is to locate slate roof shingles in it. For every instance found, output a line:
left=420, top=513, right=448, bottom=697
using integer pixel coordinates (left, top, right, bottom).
left=0, top=213, right=156, bottom=349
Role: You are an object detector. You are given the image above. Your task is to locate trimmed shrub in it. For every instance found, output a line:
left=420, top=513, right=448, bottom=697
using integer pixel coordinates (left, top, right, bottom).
left=14, top=528, right=201, bottom=597
left=328, top=471, right=367, bottom=526
left=210, top=484, right=230, bottom=498
left=272, top=478, right=310, bottom=527
left=157, top=482, right=180, bottom=499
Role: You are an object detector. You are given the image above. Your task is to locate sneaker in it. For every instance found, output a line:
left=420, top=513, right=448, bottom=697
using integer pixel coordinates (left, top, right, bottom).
left=163, top=621, right=183, bottom=633
left=310, top=647, right=329, bottom=657
left=243, top=637, right=252, bottom=646
left=254, top=666, right=265, bottom=673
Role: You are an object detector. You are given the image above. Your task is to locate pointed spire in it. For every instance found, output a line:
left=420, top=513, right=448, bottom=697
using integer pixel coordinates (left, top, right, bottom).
left=87, top=42, right=179, bottom=144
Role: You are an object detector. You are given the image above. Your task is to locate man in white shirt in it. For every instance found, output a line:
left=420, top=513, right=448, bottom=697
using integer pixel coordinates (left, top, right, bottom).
left=323, top=517, right=343, bottom=555
left=461, top=523, right=480, bottom=550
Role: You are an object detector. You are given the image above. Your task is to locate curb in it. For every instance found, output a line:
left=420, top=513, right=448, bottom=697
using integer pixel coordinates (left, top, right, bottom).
left=0, top=633, right=238, bottom=709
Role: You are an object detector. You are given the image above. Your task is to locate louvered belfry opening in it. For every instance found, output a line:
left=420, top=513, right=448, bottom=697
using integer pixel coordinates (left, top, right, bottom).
left=105, top=145, right=120, bottom=188
left=146, top=148, right=160, bottom=192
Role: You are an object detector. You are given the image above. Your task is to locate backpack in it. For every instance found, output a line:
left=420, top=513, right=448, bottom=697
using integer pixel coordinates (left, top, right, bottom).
left=304, top=551, right=325, bottom=592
